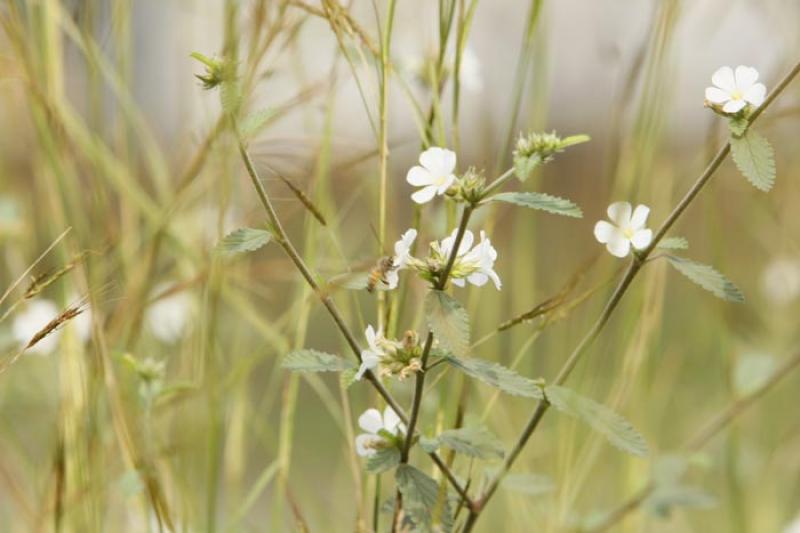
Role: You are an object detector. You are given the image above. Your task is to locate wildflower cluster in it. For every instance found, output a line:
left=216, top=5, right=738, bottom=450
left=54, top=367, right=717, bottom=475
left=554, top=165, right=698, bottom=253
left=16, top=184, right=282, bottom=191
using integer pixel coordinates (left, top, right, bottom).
left=355, top=325, right=422, bottom=381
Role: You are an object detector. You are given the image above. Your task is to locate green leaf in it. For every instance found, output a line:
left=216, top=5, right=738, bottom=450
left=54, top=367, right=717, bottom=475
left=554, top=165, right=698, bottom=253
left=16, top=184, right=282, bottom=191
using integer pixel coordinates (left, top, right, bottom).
left=282, top=349, right=354, bottom=372
left=435, top=426, right=504, bottom=460
left=491, top=192, right=582, bottom=218
left=239, top=108, right=275, bottom=139
left=216, top=228, right=272, bottom=256
left=419, top=436, right=440, bottom=453
left=501, top=473, right=555, bottom=497
left=730, top=129, right=776, bottom=191
left=728, top=116, right=749, bottom=137
left=445, top=356, right=544, bottom=399
left=545, top=385, right=648, bottom=457
left=560, top=134, right=591, bottom=148
left=643, top=486, right=716, bottom=518
left=425, top=291, right=470, bottom=356
left=657, top=237, right=689, bottom=250
left=366, top=447, right=400, bottom=474
left=513, top=155, right=542, bottom=181
left=339, top=368, right=358, bottom=389
left=395, top=465, right=452, bottom=531
left=666, top=256, right=744, bottom=303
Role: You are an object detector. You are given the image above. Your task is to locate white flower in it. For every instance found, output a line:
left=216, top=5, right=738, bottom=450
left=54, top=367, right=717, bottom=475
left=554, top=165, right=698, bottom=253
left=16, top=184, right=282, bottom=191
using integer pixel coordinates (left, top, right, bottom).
left=438, top=229, right=501, bottom=290
left=761, top=257, right=800, bottom=305
left=12, top=299, right=61, bottom=355
left=145, top=284, right=192, bottom=343
left=594, top=202, right=653, bottom=258
left=406, top=147, right=457, bottom=204
left=354, top=406, right=405, bottom=457
left=705, top=66, right=766, bottom=114
left=385, top=229, right=418, bottom=289
left=355, top=325, right=385, bottom=380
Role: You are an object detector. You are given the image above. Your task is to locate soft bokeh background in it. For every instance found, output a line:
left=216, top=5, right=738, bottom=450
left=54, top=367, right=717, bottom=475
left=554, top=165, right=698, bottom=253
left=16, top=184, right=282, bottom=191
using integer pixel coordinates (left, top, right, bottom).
left=1, top=0, right=799, bottom=531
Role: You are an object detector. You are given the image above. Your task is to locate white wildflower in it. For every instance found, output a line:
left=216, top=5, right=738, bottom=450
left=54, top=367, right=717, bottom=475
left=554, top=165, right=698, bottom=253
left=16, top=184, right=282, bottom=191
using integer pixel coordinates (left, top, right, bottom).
left=385, top=229, right=418, bottom=290
left=406, top=147, right=457, bottom=204
left=437, top=229, right=501, bottom=289
left=594, top=202, right=653, bottom=258
left=354, top=406, right=405, bottom=457
left=356, top=325, right=385, bottom=380
left=705, top=66, right=766, bottom=114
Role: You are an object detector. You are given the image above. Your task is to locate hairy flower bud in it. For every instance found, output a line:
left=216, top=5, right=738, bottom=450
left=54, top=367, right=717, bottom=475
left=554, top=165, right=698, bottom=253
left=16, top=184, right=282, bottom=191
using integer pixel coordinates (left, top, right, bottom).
left=513, top=131, right=590, bottom=181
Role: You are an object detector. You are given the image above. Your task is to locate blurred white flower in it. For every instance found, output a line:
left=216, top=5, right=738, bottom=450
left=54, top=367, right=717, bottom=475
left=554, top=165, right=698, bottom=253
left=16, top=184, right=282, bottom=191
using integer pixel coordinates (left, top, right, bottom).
left=356, top=325, right=385, bottom=380
left=594, top=202, right=653, bottom=258
left=761, top=257, right=800, bottom=305
left=458, top=47, right=483, bottom=93
left=354, top=406, right=404, bottom=457
left=385, top=229, right=418, bottom=289
left=705, top=66, right=766, bottom=114
left=12, top=299, right=60, bottom=355
left=145, top=284, right=192, bottom=343
left=438, top=229, right=501, bottom=289
left=406, top=147, right=457, bottom=204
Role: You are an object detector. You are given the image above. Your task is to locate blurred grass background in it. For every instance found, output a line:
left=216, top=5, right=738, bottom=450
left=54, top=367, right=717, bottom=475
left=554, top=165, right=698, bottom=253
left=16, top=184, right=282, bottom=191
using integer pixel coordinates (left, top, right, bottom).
left=0, top=0, right=799, bottom=531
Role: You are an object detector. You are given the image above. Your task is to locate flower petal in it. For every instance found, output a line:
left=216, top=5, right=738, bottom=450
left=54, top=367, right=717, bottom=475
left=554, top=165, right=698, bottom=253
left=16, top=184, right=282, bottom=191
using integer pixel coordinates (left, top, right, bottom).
left=631, top=229, right=653, bottom=250
left=734, top=65, right=759, bottom=90
left=705, top=87, right=730, bottom=104
left=487, top=269, right=502, bottom=290
left=607, top=202, right=632, bottom=226
left=411, top=185, right=438, bottom=204
left=385, top=269, right=399, bottom=290
left=467, top=272, right=488, bottom=287
left=711, top=66, right=735, bottom=92
left=606, top=235, right=631, bottom=258
left=593, top=220, right=617, bottom=244
left=451, top=277, right=466, bottom=287
left=722, top=99, right=746, bottom=113
left=406, top=166, right=433, bottom=186
left=743, top=82, right=766, bottom=107
left=420, top=147, right=454, bottom=175
left=355, top=351, right=381, bottom=380
left=436, top=174, right=457, bottom=194
left=355, top=434, right=378, bottom=457
left=383, top=406, right=402, bottom=435
left=358, top=408, right=383, bottom=434
left=630, top=204, right=650, bottom=230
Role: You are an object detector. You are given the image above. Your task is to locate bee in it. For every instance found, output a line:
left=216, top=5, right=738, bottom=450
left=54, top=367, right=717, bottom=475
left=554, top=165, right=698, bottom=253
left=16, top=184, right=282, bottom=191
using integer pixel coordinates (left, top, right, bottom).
left=366, top=256, right=396, bottom=293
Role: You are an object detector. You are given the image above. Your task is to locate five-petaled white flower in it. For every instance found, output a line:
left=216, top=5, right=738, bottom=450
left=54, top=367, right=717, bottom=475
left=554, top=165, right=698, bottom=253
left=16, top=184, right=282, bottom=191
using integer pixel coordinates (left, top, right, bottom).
left=705, top=66, right=766, bottom=114
left=355, top=406, right=405, bottom=457
left=594, top=202, right=653, bottom=258
left=439, top=229, right=502, bottom=289
left=406, top=147, right=457, bottom=204
left=355, top=325, right=385, bottom=380
left=385, top=229, right=417, bottom=290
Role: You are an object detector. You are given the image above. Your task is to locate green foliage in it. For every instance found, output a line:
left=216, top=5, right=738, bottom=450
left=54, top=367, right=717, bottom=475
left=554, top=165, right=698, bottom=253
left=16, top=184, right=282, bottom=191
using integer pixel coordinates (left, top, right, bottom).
left=281, top=349, right=354, bottom=372
left=339, top=368, right=358, bottom=389
left=490, top=192, right=582, bottom=218
left=430, top=426, right=504, bottom=460
left=545, top=385, right=648, bottom=457
left=513, top=132, right=590, bottom=181
left=730, top=129, right=776, bottom=191
left=728, top=115, right=749, bottom=137
left=445, top=356, right=544, bottom=399
left=395, top=465, right=452, bottom=531
left=366, top=447, right=400, bottom=474
left=216, top=228, right=272, bottom=256
left=666, top=256, right=744, bottom=303
left=425, top=290, right=470, bottom=356
left=657, top=237, right=689, bottom=250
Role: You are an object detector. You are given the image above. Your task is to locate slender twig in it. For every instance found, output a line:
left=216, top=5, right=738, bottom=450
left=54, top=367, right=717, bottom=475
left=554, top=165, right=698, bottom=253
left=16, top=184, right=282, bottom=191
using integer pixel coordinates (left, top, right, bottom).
left=463, top=58, right=800, bottom=531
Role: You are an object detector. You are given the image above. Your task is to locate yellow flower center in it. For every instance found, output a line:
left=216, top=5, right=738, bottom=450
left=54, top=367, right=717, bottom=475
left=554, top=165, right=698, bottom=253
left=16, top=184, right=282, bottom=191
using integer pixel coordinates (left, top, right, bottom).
left=730, top=89, right=743, bottom=101
left=623, top=227, right=635, bottom=239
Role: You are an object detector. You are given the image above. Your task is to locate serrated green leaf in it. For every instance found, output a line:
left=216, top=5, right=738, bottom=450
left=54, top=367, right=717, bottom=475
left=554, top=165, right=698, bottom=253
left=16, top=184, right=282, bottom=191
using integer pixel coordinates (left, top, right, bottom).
left=513, top=155, right=542, bottom=181
left=730, top=129, right=775, bottom=191
left=643, top=486, right=716, bottom=518
left=445, top=356, right=544, bottom=399
left=339, top=368, right=358, bottom=389
left=366, top=447, right=400, bottom=474
left=559, top=134, right=591, bottom=148
left=282, top=349, right=354, bottom=372
left=501, top=473, right=555, bottom=496
left=545, top=385, right=648, bottom=457
left=728, top=116, right=749, bottom=137
left=425, top=291, right=470, bottom=356
left=491, top=192, right=582, bottom=218
left=395, top=465, right=452, bottom=531
left=666, top=256, right=744, bottom=303
left=419, top=436, right=440, bottom=453
left=657, top=237, right=689, bottom=250
left=216, top=228, right=272, bottom=256
left=239, top=108, right=275, bottom=139
left=436, top=426, right=504, bottom=460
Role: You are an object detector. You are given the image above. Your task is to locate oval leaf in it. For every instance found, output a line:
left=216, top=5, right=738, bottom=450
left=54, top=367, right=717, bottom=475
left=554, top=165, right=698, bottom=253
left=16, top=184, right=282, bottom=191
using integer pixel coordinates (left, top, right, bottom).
left=445, top=356, right=544, bottom=399
left=545, top=385, right=648, bottom=457
left=491, top=192, right=582, bottom=218
left=282, top=349, right=353, bottom=372
left=366, top=447, right=400, bottom=474
left=666, top=256, right=744, bottom=303
left=436, top=426, right=504, bottom=459
left=730, top=130, right=775, bottom=192
left=395, top=465, right=452, bottom=530
left=425, top=291, right=470, bottom=356
left=657, top=237, right=689, bottom=250
left=217, top=228, right=272, bottom=256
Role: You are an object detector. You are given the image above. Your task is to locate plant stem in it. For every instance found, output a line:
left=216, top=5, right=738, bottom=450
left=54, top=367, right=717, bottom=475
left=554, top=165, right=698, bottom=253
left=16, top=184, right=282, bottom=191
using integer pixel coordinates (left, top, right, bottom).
left=464, top=58, right=800, bottom=531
